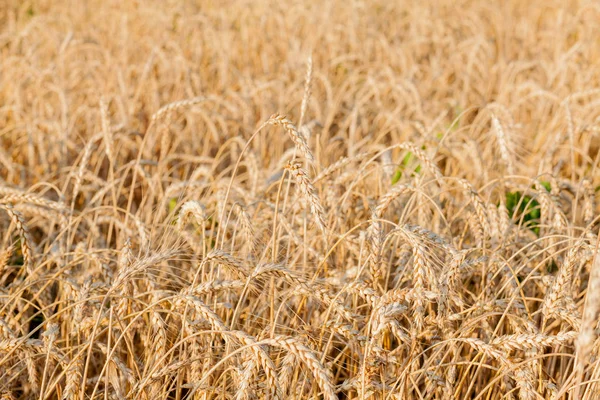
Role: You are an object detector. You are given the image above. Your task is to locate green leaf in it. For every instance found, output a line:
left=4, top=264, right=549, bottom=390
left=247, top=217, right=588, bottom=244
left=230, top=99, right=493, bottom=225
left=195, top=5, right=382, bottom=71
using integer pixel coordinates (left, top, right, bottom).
left=391, top=148, right=425, bottom=184
left=539, top=181, right=551, bottom=192
left=168, top=198, right=177, bottom=214
left=503, top=191, right=541, bottom=236
left=391, top=169, right=403, bottom=185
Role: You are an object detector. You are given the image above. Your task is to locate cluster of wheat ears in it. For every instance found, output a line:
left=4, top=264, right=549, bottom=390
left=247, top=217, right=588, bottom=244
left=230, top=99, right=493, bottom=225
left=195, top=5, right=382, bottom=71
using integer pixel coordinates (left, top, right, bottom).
left=2, top=1, right=600, bottom=399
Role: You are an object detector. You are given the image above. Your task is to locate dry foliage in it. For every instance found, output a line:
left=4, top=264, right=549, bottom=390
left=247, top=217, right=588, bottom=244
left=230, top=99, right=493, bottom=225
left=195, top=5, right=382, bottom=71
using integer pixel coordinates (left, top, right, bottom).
left=2, top=0, right=600, bottom=399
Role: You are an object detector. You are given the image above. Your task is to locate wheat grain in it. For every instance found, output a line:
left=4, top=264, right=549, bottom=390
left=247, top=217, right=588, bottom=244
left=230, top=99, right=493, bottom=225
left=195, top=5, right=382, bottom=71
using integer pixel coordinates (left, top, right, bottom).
left=491, top=331, right=576, bottom=352
left=575, top=242, right=600, bottom=396
left=1, top=204, right=34, bottom=276
left=285, top=161, right=327, bottom=233
left=298, top=56, right=313, bottom=128
left=202, top=250, right=249, bottom=278
left=268, top=115, right=314, bottom=162
left=100, top=97, right=114, bottom=164
left=62, top=352, right=84, bottom=400
left=491, top=115, right=515, bottom=175
left=178, top=200, right=206, bottom=231
left=262, top=336, right=336, bottom=400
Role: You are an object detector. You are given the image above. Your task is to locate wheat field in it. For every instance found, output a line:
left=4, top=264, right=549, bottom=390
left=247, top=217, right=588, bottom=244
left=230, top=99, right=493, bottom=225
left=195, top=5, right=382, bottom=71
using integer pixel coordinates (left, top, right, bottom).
left=1, top=0, right=600, bottom=399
